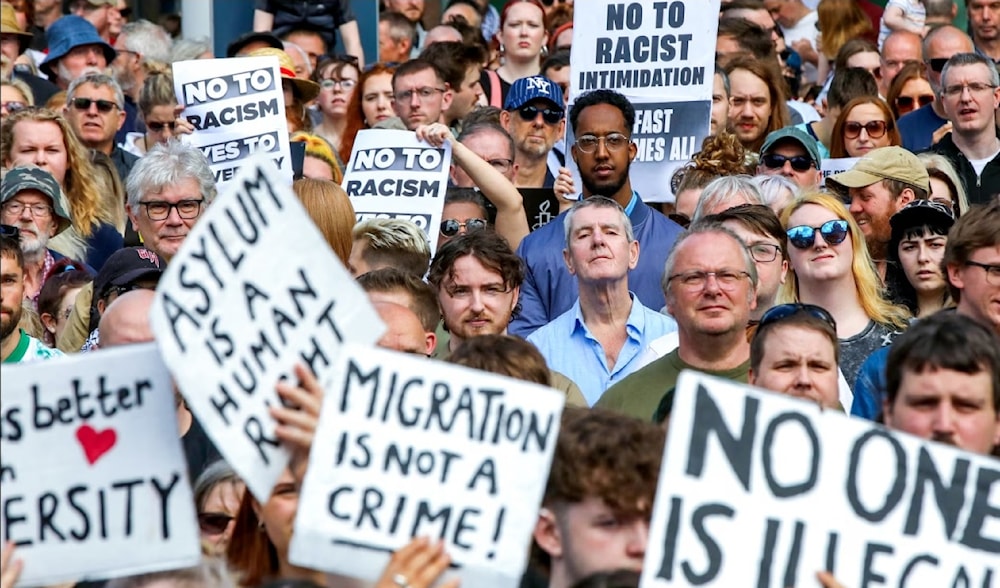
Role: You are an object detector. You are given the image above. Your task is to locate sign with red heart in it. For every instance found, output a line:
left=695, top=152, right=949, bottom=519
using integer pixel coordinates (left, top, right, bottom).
left=75, top=425, right=117, bottom=465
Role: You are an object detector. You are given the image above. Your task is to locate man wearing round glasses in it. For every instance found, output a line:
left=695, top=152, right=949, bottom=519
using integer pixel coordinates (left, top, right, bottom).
left=756, top=127, right=821, bottom=189
left=826, top=146, right=928, bottom=279
left=929, top=52, right=1000, bottom=206
left=500, top=75, right=565, bottom=189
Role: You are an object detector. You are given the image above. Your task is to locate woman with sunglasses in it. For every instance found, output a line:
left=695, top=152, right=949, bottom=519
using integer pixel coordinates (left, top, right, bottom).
left=780, top=192, right=911, bottom=392
left=194, top=460, right=246, bottom=556
left=312, top=54, right=360, bottom=162
left=340, top=62, right=398, bottom=166
left=121, top=69, right=193, bottom=157
left=886, top=62, right=933, bottom=120
left=0, top=79, right=32, bottom=122
left=829, top=96, right=901, bottom=159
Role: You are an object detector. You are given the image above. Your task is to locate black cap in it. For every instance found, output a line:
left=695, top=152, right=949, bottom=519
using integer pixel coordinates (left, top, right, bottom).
left=93, top=247, right=163, bottom=300
left=226, top=31, right=284, bottom=58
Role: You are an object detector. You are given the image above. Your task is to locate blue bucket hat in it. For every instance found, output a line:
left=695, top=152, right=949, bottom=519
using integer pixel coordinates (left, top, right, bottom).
left=40, top=15, right=116, bottom=79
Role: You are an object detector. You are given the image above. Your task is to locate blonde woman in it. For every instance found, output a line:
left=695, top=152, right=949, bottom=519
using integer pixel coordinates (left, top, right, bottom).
left=780, top=191, right=911, bottom=389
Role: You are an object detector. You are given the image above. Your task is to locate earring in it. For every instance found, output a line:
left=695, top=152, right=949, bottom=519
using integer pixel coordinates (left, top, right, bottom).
left=541, top=45, right=549, bottom=58
left=499, top=43, right=506, bottom=57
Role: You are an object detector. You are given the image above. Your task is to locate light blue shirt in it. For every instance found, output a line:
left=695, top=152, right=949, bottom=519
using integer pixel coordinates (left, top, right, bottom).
left=528, top=293, right=678, bottom=406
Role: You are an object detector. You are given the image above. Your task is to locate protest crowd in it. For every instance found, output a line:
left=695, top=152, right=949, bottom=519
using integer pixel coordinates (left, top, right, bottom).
left=1, top=0, right=999, bottom=587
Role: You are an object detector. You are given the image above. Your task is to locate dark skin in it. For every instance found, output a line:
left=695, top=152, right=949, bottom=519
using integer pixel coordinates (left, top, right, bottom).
left=570, top=103, right=638, bottom=209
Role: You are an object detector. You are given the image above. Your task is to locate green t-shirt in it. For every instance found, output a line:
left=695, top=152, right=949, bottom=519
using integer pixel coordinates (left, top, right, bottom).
left=596, top=349, right=750, bottom=420
left=3, top=329, right=64, bottom=364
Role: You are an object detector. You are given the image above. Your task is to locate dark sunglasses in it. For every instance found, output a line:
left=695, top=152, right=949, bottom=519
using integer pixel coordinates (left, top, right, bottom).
left=759, top=303, right=837, bottom=331
left=517, top=104, right=563, bottom=125
left=440, top=218, right=487, bottom=237
left=895, top=95, right=934, bottom=109
left=927, top=58, right=948, bottom=73
left=843, top=120, right=888, bottom=139
left=786, top=219, right=850, bottom=249
left=198, top=512, right=234, bottom=535
left=761, top=153, right=815, bottom=172
left=146, top=121, right=178, bottom=132
left=0, top=224, right=20, bottom=240
left=71, top=97, right=118, bottom=113
left=668, top=213, right=691, bottom=228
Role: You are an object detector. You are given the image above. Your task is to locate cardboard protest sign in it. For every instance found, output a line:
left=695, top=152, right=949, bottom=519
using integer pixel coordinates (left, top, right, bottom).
left=568, top=1, right=719, bottom=202
left=173, top=56, right=293, bottom=189
left=641, top=371, right=998, bottom=588
left=149, top=156, right=384, bottom=501
left=289, top=343, right=564, bottom=587
left=821, top=157, right=860, bottom=183
left=342, top=129, right=450, bottom=255
left=0, top=344, right=199, bottom=585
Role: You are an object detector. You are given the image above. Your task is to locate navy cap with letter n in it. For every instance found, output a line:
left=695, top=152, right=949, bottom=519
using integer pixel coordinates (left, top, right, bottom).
left=504, top=75, right=565, bottom=111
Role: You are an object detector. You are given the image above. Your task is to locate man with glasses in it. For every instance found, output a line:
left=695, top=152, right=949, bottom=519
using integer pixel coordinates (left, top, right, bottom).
left=500, top=75, right=565, bottom=189
left=898, top=25, right=974, bottom=151
left=928, top=52, right=1000, bottom=205
left=111, top=19, right=171, bottom=144
left=450, top=121, right=518, bottom=187
left=511, top=89, right=684, bottom=338
left=756, top=127, right=821, bottom=189
left=944, top=198, right=1000, bottom=335
left=826, top=146, right=928, bottom=279
left=1, top=227, right=63, bottom=363
left=0, top=166, right=75, bottom=305
left=63, top=72, right=137, bottom=183
left=384, top=58, right=452, bottom=131
left=597, top=224, right=757, bottom=419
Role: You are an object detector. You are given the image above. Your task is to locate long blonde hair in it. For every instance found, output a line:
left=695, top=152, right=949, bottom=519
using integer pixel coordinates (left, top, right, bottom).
left=779, top=191, right=911, bottom=330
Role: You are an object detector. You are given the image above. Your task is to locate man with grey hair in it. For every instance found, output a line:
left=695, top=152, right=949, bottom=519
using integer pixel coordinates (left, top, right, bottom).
left=929, top=52, right=1000, bottom=205
left=692, top=175, right=765, bottom=221
left=63, top=71, right=138, bottom=182
left=125, top=140, right=217, bottom=262
left=348, top=218, right=431, bottom=278
left=112, top=19, right=173, bottom=142
left=597, top=223, right=758, bottom=419
left=528, top=197, right=677, bottom=405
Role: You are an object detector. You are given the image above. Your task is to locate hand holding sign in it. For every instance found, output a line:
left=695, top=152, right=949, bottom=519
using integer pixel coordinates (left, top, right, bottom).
left=375, top=538, right=459, bottom=588
left=271, top=363, right=324, bottom=487
left=1, top=543, right=22, bottom=588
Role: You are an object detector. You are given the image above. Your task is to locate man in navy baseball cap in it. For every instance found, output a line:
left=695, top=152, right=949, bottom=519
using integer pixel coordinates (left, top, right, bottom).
left=500, top=75, right=565, bottom=189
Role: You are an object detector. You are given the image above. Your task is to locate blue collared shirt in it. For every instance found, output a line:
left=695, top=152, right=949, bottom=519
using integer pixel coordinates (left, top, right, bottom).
left=528, top=293, right=678, bottom=406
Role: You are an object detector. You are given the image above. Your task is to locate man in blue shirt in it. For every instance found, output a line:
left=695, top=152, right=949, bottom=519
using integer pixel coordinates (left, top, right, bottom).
left=510, top=89, right=684, bottom=337
left=528, top=198, right=677, bottom=405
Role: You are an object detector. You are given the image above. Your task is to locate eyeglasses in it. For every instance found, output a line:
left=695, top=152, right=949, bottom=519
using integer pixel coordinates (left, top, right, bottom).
left=786, top=219, right=850, bottom=249
left=747, top=243, right=781, bottom=263
left=1, top=101, right=27, bottom=113
left=761, top=153, right=815, bottom=172
left=895, top=95, right=934, bottom=109
left=70, top=97, right=119, bottom=113
left=440, top=218, right=488, bottom=237
left=758, top=303, right=837, bottom=331
left=843, top=120, right=888, bottom=139
left=927, top=58, right=948, bottom=73
left=668, top=213, right=690, bottom=228
left=666, top=269, right=751, bottom=291
left=394, top=87, right=445, bottom=102
left=516, top=104, right=563, bottom=125
left=575, top=133, right=629, bottom=153
left=0, top=224, right=19, bottom=240
left=140, top=198, right=204, bottom=221
left=488, top=158, right=513, bottom=173
left=965, top=260, right=1000, bottom=285
left=146, top=120, right=178, bottom=132
left=3, top=201, right=52, bottom=218
left=321, top=78, right=357, bottom=91
left=198, top=512, right=234, bottom=535
left=941, top=82, right=997, bottom=97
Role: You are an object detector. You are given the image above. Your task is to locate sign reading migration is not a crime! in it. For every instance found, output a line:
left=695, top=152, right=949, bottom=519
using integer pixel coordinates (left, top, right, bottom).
left=641, top=371, right=998, bottom=588
left=289, top=342, right=565, bottom=588
left=0, top=344, right=200, bottom=585
left=149, top=156, right=384, bottom=502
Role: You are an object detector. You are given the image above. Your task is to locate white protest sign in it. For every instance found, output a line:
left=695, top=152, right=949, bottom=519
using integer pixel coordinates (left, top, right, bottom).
left=342, top=129, right=451, bottom=255
left=0, top=344, right=199, bottom=585
left=173, top=56, right=293, bottom=189
left=568, top=0, right=719, bottom=203
left=289, top=343, right=564, bottom=587
left=821, top=157, right=860, bottom=183
left=641, top=371, right=998, bottom=588
left=149, top=156, right=385, bottom=501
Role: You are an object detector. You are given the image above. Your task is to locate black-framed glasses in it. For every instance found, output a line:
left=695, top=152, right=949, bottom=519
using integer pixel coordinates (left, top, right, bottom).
left=843, top=120, right=888, bottom=139
left=70, top=97, right=119, bottom=113
left=0, top=224, right=20, bottom=240
left=786, top=219, right=850, bottom=249
left=666, top=269, right=751, bottom=291
left=747, top=243, right=781, bottom=263
left=140, top=198, right=204, bottom=221
left=927, top=58, right=948, bottom=73
left=575, top=133, right=629, bottom=153
left=320, top=78, right=357, bottom=91
left=758, top=303, right=837, bottom=331
left=440, top=218, right=488, bottom=237
left=2, top=201, right=52, bottom=218
left=895, top=95, right=934, bottom=109
left=488, top=158, right=514, bottom=173
left=198, top=512, right=234, bottom=535
left=668, top=213, right=690, bottom=228
left=146, top=120, right=178, bottom=132
left=761, top=153, right=814, bottom=172
left=517, top=104, right=563, bottom=125
left=965, top=260, right=1000, bottom=285
left=394, top=87, right=445, bottom=102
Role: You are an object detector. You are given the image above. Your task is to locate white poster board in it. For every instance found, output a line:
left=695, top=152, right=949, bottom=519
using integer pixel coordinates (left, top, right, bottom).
left=0, top=345, right=200, bottom=585
left=290, top=343, right=564, bottom=587
left=149, top=156, right=384, bottom=501
left=342, top=129, right=451, bottom=256
left=568, top=1, right=720, bottom=203
left=641, top=371, right=998, bottom=588
left=173, top=56, right=293, bottom=189
left=821, top=157, right=860, bottom=183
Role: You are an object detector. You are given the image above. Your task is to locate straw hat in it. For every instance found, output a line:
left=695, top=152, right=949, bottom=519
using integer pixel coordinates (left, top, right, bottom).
left=0, top=2, right=31, bottom=55
left=245, top=47, right=320, bottom=103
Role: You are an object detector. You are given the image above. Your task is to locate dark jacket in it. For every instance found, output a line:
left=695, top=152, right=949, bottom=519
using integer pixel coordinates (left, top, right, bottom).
left=254, top=0, right=355, bottom=50
left=928, top=132, right=1000, bottom=206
